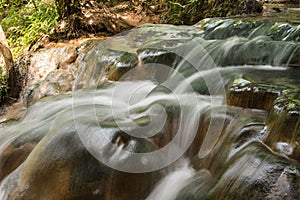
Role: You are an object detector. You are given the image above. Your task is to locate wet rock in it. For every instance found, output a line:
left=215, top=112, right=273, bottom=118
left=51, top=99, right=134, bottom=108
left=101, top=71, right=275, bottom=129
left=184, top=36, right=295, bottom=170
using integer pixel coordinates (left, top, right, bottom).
left=219, top=68, right=300, bottom=161
left=196, top=18, right=266, bottom=40
left=23, top=70, right=74, bottom=106
left=227, top=77, right=279, bottom=110
left=27, top=45, right=78, bottom=85
left=0, top=143, right=35, bottom=181
left=225, top=67, right=300, bottom=110
left=267, top=22, right=300, bottom=42
left=74, top=24, right=201, bottom=88
left=177, top=107, right=300, bottom=200
left=178, top=142, right=300, bottom=200
left=0, top=118, right=53, bottom=182
left=16, top=21, right=299, bottom=106
left=265, top=90, right=300, bottom=161
left=203, top=36, right=300, bottom=67
left=19, top=45, right=78, bottom=106
left=196, top=17, right=300, bottom=42
left=74, top=43, right=138, bottom=89
left=1, top=16, right=300, bottom=200
left=0, top=116, right=159, bottom=200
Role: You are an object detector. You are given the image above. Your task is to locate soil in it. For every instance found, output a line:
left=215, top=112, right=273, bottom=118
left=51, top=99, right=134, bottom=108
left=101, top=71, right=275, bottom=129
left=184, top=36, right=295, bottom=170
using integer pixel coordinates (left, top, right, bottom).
left=50, top=0, right=165, bottom=42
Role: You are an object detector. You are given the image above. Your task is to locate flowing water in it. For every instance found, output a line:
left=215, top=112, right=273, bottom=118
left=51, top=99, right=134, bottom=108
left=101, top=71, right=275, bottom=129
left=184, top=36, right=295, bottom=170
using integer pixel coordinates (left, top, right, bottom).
left=146, top=158, right=195, bottom=200
left=0, top=13, right=299, bottom=200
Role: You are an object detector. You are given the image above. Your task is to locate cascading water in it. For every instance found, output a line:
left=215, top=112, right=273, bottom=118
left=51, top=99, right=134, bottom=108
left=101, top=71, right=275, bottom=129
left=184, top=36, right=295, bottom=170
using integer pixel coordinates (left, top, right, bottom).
left=0, top=13, right=299, bottom=200
left=146, top=158, right=195, bottom=200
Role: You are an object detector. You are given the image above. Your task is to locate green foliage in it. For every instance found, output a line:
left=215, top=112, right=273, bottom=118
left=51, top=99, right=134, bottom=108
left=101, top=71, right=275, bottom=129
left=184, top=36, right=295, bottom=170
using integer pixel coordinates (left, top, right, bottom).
left=165, top=0, right=262, bottom=25
left=0, top=0, right=24, bottom=9
left=165, top=0, right=206, bottom=25
left=167, top=1, right=186, bottom=24
left=1, top=1, right=59, bottom=57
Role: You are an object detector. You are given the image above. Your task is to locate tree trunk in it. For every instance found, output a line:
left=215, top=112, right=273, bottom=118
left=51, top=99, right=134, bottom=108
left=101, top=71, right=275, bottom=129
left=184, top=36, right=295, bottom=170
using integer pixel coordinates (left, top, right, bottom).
left=0, top=25, right=19, bottom=100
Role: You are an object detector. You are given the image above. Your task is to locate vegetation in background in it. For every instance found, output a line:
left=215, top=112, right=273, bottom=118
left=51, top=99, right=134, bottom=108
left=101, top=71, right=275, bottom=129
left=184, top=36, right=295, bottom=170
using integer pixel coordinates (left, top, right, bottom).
left=0, top=0, right=59, bottom=58
left=0, top=0, right=263, bottom=105
left=0, top=0, right=263, bottom=57
left=165, top=0, right=263, bottom=25
left=0, top=0, right=58, bottom=103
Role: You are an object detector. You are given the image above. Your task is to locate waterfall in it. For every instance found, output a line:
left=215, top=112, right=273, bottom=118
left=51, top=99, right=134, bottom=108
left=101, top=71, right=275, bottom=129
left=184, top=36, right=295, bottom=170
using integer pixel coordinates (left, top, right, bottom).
left=0, top=13, right=299, bottom=199
left=146, top=159, right=195, bottom=200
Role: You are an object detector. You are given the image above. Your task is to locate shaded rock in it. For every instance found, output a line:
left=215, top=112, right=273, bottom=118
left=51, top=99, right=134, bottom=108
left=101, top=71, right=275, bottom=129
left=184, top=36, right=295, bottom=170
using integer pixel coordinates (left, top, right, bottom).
left=1, top=16, right=300, bottom=200
left=74, top=24, right=202, bottom=89
left=16, top=21, right=300, bottom=107
left=177, top=107, right=300, bottom=200
left=196, top=18, right=266, bottom=40
left=225, top=67, right=300, bottom=111
left=196, top=17, right=300, bottom=42
left=265, top=90, right=300, bottom=161
left=203, top=36, right=300, bottom=67
left=0, top=117, right=159, bottom=200
left=74, top=41, right=138, bottom=89
left=0, top=118, right=53, bottom=182
left=0, top=143, right=35, bottom=181
left=227, top=77, right=279, bottom=110
left=178, top=142, right=300, bottom=200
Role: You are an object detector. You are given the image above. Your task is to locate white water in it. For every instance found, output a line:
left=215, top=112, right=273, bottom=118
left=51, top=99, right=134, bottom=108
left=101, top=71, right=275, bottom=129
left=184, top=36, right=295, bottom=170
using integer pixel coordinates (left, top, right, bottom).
left=0, top=176, right=8, bottom=200
left=146, top=159, right=195, bottom=200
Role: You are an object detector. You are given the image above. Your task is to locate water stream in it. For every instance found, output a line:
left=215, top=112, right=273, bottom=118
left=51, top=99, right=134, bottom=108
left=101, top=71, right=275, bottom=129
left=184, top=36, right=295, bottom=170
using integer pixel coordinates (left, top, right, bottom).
left=0, top=12, right=299, bottom=200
